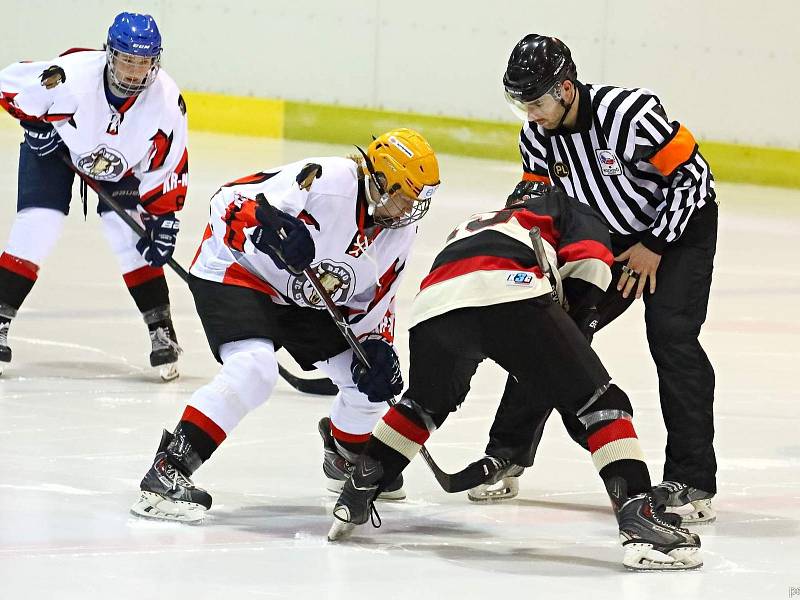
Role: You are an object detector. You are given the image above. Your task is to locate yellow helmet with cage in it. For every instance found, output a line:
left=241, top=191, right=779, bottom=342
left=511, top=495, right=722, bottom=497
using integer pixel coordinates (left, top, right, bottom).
left=357, top=128, right=440, bottom=228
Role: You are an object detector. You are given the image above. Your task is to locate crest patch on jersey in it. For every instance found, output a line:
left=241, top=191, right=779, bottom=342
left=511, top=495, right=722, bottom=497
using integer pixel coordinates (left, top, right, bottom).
left=77, top=146, right=127, bottom=180
left=595, top=150, right=622, bottom=176
left=289, top=260, right=355, bottom=308
left=39, top=65, right=66, bottom=89
left=553, top=161, right=570, bottom=178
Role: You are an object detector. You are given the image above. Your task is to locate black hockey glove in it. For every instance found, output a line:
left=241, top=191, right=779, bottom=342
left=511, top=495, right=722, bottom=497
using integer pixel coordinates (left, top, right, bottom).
left=136, top=212, right=180, bottom=267
left=21, top=120, right=63, bottom=157
left=506, top=180, right=549, bottom=207
left=351, top=338, right=404, bottom=403
left=252, top=205, right=315, bottom=274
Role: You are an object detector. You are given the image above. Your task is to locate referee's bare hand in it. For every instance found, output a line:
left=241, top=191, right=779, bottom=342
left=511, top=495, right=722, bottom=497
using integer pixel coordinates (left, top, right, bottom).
left=615, top=243, right=662, bottom=299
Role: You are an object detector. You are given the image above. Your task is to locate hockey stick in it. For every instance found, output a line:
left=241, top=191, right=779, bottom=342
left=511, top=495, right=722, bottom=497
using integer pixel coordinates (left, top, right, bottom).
left=254, top=193, right=483, bottom=493
left=58, top=152, right=338, bottom=396
left=529, top=226, right=561, bottom=304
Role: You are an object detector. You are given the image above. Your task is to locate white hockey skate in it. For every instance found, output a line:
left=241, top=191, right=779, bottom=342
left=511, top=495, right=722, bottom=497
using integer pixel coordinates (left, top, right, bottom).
left=654, top=481, right=716, bottom=524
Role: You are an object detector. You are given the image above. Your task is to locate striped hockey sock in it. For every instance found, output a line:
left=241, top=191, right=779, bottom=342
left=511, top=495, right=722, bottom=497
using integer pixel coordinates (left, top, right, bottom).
left=587, top=416, right=651, bottom=503
left=367, top=403, right=432, bottom=487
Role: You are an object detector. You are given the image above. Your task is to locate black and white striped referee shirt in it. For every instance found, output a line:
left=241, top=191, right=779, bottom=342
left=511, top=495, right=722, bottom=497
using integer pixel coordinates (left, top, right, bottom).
left=519, top=81, right=716, bottom=253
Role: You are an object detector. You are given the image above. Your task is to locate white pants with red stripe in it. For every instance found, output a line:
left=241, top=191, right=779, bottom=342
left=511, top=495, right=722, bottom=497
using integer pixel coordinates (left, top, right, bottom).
left=187, top=338, right=387, bottom=438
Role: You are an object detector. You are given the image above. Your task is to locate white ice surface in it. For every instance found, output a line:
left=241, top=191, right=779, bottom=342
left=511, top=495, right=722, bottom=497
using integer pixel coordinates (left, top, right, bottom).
left=0, top=122, right=798, bottom=599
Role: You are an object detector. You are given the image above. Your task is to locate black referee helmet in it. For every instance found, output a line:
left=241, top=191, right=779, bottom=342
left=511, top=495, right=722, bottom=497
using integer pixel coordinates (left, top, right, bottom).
left=503, top=34, right=577, bottom=102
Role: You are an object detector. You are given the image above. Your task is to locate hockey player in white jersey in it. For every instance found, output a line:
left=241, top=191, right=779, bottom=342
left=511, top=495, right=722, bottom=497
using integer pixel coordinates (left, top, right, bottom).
left=0, top=12, right=188, bottom=380
left=130, top=128, right=440, bottom=522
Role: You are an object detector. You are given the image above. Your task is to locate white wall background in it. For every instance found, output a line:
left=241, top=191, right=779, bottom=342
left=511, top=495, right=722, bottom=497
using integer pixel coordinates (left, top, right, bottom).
left=1, top=0, right=797, bottom=149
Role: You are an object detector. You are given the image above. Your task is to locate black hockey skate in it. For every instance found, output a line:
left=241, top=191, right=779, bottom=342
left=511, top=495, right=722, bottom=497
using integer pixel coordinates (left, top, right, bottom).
left=617, top=491, right=703, bottom=570
left=318, top=417, right=405, bottom=500
left=328, top=454, right=383, bottom=541
left=130, top=427, right=212, bottom=523
left=146, top=310, right=182, bottom=382
left=0, top=317, right=11, bottom=374
left=467, top=455, right=525, bottom=502
left=653, top=480, right=716, bottom=524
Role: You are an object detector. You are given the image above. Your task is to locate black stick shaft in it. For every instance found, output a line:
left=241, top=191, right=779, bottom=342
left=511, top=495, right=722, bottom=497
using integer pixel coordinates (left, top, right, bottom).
left=529, top=226, right=560, bottom=304
left=255, top=193, right=458, bottom=491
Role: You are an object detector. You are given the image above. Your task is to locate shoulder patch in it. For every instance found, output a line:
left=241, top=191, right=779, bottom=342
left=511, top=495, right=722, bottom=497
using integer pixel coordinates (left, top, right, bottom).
left=40, top=65, right=66, bottom=89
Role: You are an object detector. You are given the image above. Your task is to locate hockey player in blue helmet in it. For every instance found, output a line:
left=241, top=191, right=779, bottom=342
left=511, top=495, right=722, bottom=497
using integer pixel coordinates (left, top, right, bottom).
left=106, top=12, right=163, bottom=97
left=0, top=12, right=189, bottom=380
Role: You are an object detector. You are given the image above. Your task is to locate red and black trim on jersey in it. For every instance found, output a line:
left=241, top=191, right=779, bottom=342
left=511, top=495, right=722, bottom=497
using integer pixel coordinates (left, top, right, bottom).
left=147, top=129, right=173, bottom=172
left=140, top=148, right=188, bottom=214
left=222, top=171, right=279, bottom=188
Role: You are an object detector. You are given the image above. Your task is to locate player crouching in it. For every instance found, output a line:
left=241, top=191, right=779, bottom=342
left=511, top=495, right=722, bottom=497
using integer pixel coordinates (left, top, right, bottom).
left=130, top=129, right=439, bottom=522
left=328, top=182, right=702, bottom=571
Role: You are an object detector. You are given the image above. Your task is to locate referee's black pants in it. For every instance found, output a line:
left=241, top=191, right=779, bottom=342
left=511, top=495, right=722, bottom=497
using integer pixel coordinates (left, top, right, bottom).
left=487, top=202, right=718, bottom=493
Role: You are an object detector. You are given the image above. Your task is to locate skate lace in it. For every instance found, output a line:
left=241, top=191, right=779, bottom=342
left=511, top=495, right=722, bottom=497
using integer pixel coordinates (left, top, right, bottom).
left=162, top=459, right=193, bottom=491
left=369, top=502, right=382, bottom=529
left=0, top=321, right=8, bottom=346
left=646, top=495, right=690, bottom=533
left=656, top=481, right=687, bottom=494
left=151, top=326, right=183, bottom=355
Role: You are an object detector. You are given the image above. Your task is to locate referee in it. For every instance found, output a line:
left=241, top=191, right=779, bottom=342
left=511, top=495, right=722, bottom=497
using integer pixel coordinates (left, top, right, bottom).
left=484, top=34, right=718, bottom=522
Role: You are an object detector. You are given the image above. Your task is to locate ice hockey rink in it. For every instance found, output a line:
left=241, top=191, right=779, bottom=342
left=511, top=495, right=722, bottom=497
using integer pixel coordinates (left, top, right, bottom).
left=0, top=121, right=798, bottom=599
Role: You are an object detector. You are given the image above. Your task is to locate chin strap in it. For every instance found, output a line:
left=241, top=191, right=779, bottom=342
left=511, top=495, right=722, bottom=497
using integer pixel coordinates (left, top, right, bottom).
left=355, top=144, right=391, bottom=216
left=554, top=80, right=577, bottom=129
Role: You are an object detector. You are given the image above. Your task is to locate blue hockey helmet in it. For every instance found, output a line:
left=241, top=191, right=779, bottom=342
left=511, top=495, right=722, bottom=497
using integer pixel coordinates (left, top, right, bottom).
left=106, top=12, right=162, bottom=96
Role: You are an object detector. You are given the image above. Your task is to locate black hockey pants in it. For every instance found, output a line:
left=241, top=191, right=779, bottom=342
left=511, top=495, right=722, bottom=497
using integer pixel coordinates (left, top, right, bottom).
left=487, top=202, right=718, bottom=493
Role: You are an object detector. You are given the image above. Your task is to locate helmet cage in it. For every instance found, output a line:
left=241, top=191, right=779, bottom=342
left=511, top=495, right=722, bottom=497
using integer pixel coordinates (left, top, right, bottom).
left=106, top=46, right=161, bottom=96
left=354, top=144, right=437, bottom=229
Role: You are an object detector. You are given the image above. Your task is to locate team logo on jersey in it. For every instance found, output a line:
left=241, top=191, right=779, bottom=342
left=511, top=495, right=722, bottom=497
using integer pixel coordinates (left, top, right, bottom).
left=596, top=150, right=623, bottom=176
left=289, top=260, right=355, bottom=308
left=553, top=161, right=570, bottom=178
left=77, top=146, right=127, bottom=180
left=39, top=65, right=66, bottom=89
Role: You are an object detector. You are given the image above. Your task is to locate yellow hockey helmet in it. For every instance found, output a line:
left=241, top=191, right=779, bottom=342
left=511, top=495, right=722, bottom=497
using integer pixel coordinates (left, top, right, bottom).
left=358, top=128, right=440, bottom=228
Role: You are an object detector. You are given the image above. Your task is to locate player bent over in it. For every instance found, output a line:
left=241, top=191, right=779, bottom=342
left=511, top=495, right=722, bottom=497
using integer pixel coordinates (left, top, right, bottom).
left=0, top=13, right=187, bottom=380
left=130, top=129, right=440, bottom=522
left=328, top=182, right=702, bottom=571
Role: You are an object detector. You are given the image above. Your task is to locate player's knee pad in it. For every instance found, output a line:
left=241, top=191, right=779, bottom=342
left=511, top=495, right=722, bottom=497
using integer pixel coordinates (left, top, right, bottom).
left=5, top=207, right=65, bottom=265
left=576, top=383, right=633, bottom=430
left=397, top=395, right=445, bottom=431
left=100, top=210, right=149, bottom=272
left=189, top=339, right=278, bottom=433
left=218, top=339, right=279, bottom=407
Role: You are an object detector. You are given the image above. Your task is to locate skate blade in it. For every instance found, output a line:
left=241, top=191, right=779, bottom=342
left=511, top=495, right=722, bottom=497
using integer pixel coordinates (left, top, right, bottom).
left=327, top=519, right=356, bottom=541
left=468, top=477, right=520, bottom=503
left=130, top=491, right=206, bottom=523
left=158, top=363, right=179, bottom=382
left=622, top=543, right=703, bottom=571
left=679, top=499, right=716, bottom=525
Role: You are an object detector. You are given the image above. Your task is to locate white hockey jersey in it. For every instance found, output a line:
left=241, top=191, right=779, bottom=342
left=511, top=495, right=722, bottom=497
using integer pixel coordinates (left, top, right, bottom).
left=190, top=157, right=417, bottom=342
left=0, top=49, right=188, bottom=215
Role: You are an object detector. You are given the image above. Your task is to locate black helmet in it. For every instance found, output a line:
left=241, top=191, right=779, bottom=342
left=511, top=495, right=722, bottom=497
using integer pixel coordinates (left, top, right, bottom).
left=503, top=34, right=577, bottom=103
